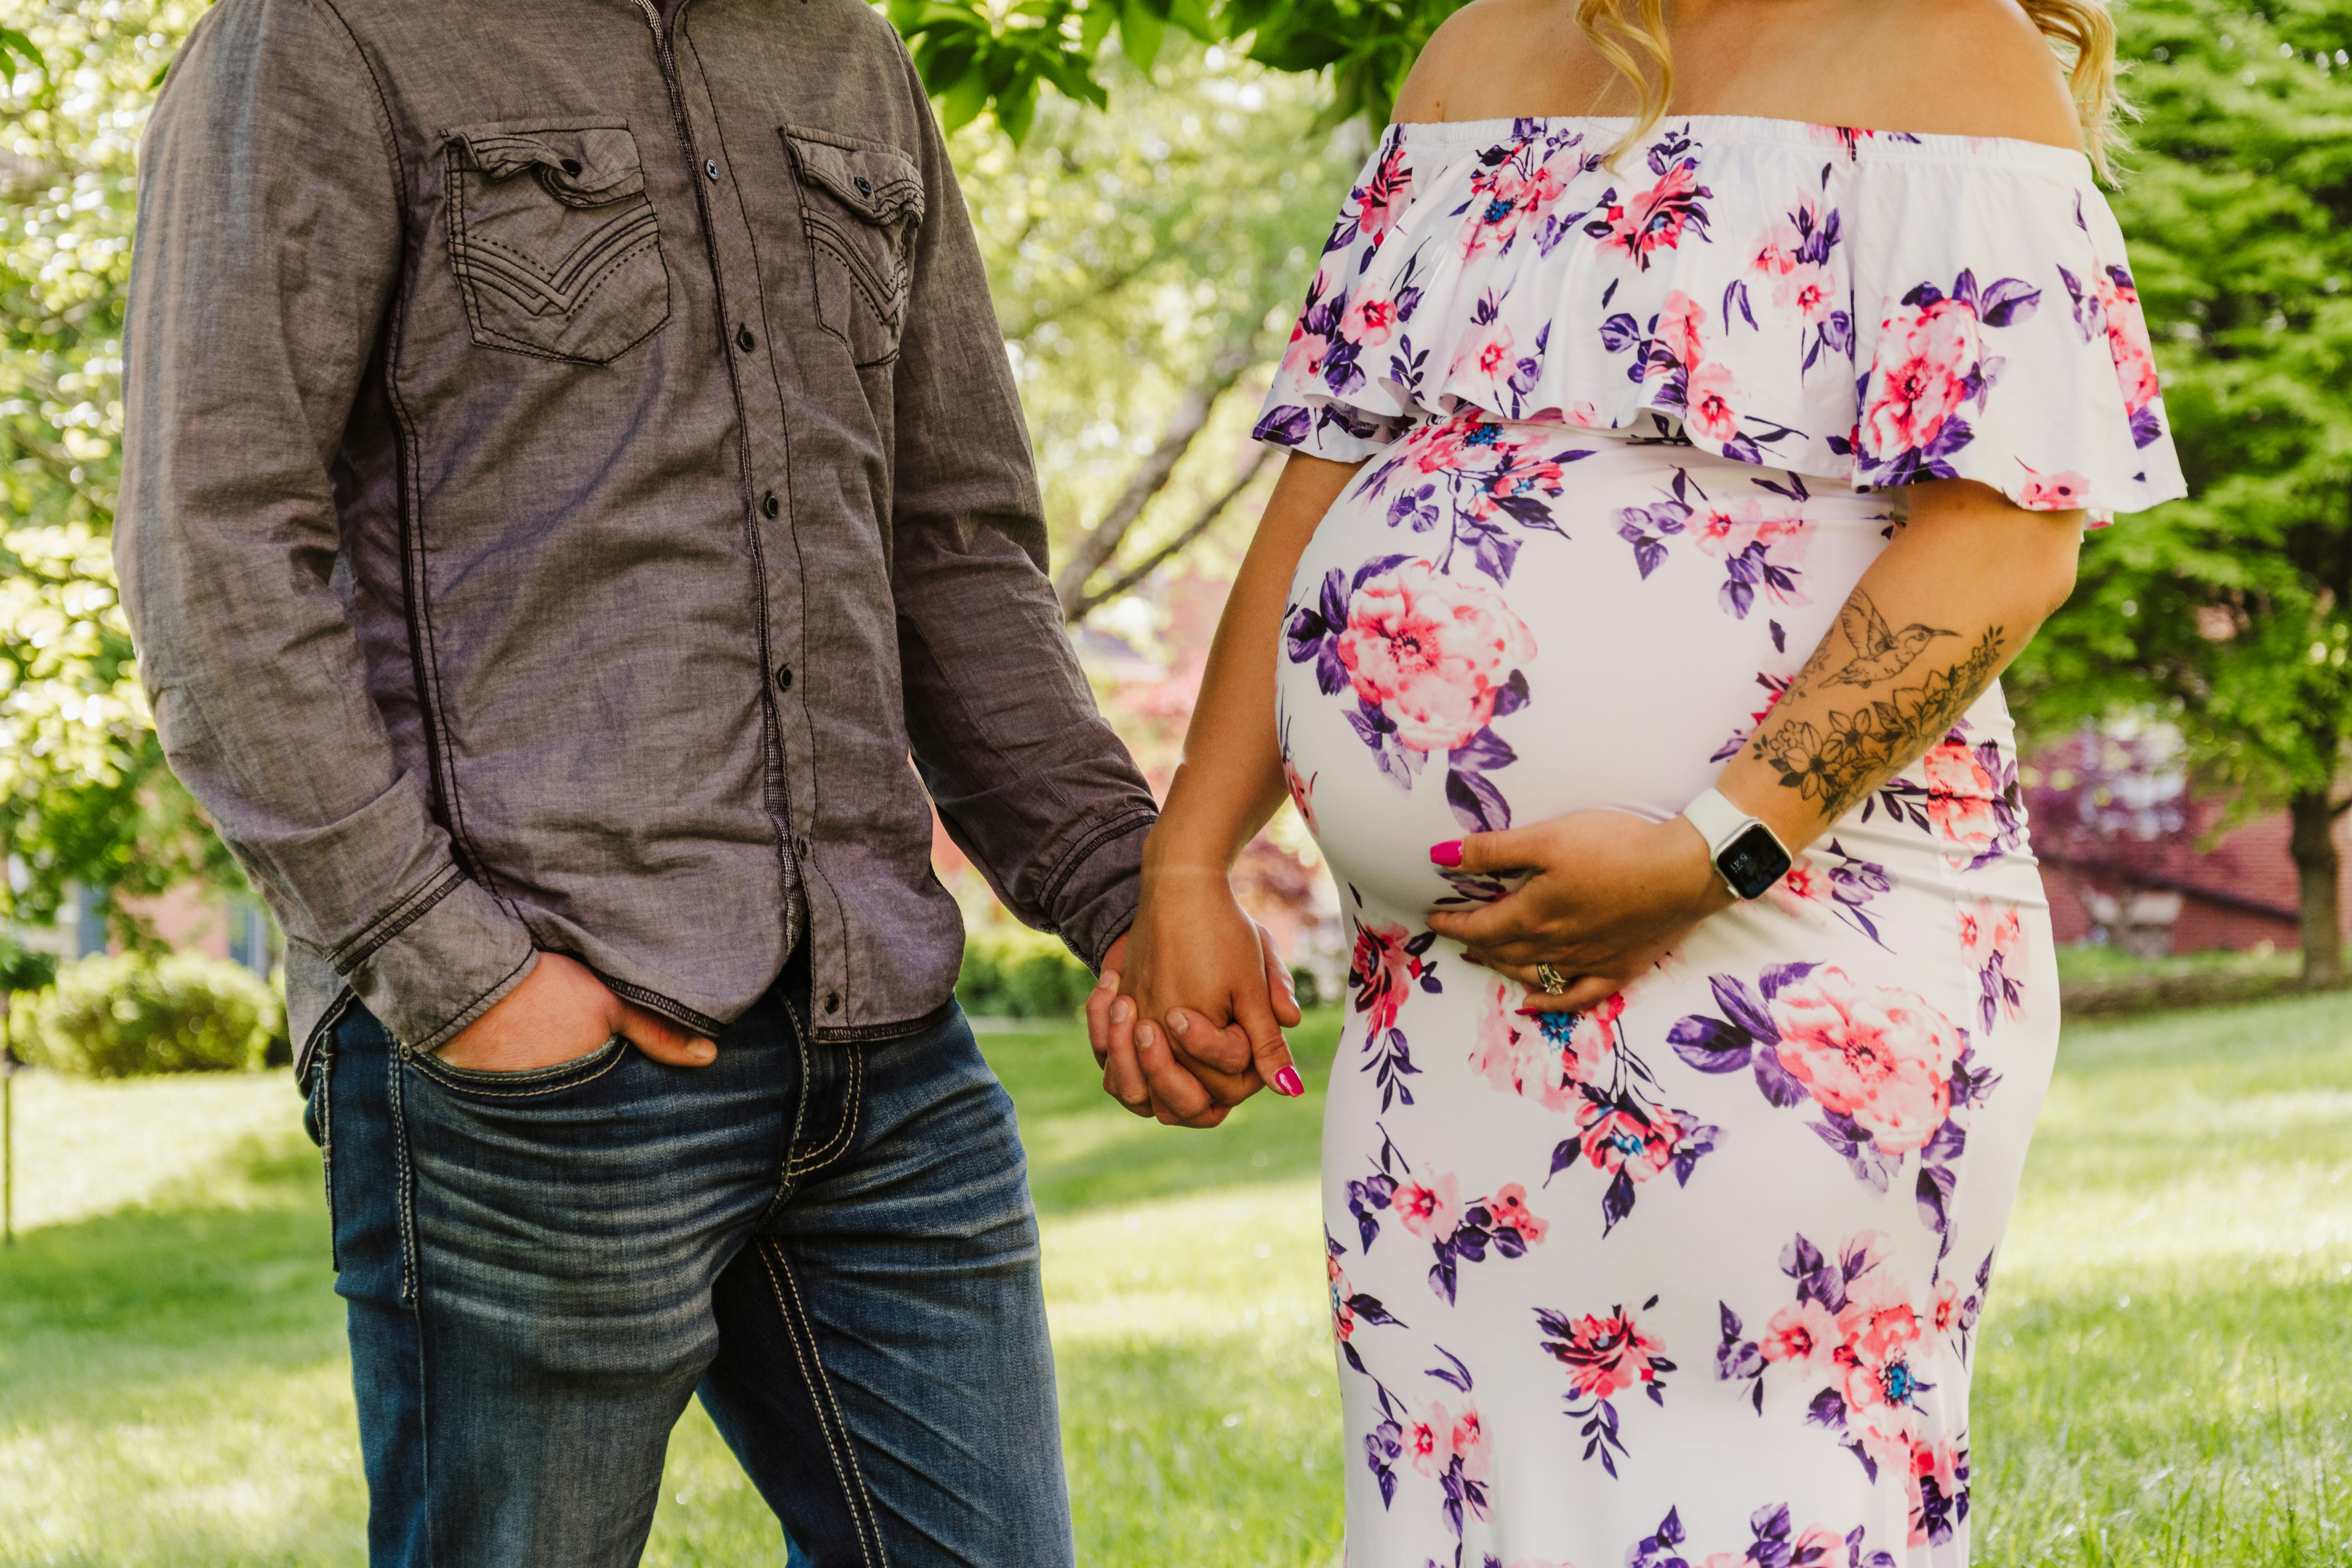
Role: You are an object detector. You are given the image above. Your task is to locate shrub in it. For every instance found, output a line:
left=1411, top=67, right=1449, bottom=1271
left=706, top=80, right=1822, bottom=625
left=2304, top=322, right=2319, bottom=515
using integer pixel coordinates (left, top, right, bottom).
left=22, top=953, right=283, bottom=1078
left=956, top=926, right=1096, bottom=1019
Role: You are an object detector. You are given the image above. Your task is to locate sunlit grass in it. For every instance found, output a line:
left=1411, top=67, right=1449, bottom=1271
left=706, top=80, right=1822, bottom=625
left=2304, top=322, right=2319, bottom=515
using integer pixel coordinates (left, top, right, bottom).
left=0, top=996, right=2346, bottom=1565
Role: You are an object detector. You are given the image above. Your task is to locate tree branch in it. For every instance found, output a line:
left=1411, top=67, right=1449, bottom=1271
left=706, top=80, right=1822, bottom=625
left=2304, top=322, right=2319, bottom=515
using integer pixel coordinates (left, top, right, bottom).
left=1065, top=444, right=1272, bottom=622
left=1052, top=331, right=1260, bottom=617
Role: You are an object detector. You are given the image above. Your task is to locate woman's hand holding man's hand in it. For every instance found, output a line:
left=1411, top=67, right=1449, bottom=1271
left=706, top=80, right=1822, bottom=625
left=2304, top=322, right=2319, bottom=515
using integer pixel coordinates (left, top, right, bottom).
left=1085, top=867, right=1304, bottom=1128
left=1426, top=809, right=1736, bottom=1014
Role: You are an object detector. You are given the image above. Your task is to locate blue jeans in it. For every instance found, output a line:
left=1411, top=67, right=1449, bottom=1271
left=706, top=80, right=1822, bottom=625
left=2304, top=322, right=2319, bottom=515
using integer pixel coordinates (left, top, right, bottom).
left=312, top=960, right=1073, bottom=1567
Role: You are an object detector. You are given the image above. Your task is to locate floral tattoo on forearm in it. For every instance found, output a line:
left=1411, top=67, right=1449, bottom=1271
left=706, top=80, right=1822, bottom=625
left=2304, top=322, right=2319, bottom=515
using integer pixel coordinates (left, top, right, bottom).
left=1751, top=590, right=2006, bottom=822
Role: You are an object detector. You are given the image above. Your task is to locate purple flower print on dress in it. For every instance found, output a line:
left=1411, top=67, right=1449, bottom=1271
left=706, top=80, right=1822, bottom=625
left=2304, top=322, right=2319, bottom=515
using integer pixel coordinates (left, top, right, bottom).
left=1726, top=192, right=1854, bottom=375
left=1957, top=898, right=2027, bottom=1032
left=1344, top=888, right=1442, bottom=1111
left=1716, top=1233, right=1978, bottom=1551
left=1838, top=269, right=2042, bottom=488
left=1768, top=840, right=1895, bottom=950
left=1348, top=1124, right=1550, bottom=1305
left=1360, top=407, right=1589, bottom=585
left=1328, top=1230, right=1406, bottom=1376
left=2059, top=261, right=2164, bottom=449
left=1631, top=1501, right=1885, bottom=1568
left=1668, top=965, right=1999, bottom=1253
left=1534, top=1295, right=1673, bottom=1478
left=1352, top=1351, right=1493, bottom=1551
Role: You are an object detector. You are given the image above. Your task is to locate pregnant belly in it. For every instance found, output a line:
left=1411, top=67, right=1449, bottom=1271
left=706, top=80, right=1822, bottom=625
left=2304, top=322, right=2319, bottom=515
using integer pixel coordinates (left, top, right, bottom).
left=1277, top=421, right=1897, bottom=916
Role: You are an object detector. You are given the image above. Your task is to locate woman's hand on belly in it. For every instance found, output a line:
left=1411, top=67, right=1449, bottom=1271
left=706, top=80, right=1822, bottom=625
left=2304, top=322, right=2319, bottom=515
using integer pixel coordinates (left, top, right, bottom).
left=1425, top=810, right=1736, bottom=1013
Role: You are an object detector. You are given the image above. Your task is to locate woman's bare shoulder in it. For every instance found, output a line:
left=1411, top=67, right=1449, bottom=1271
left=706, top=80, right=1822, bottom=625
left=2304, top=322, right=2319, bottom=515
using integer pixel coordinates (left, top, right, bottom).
left=1391, top=0, right=1617, bottom=125
left=1829, top=0, right=2085, bottom=148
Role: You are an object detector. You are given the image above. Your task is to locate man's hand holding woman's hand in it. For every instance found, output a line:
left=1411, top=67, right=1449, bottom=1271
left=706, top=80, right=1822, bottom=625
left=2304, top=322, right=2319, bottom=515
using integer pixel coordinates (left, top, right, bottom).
left=1086, top=867, right=1304, bottom=1128
left=437, top=951, right=719, bottom=1072
left=1426, top=809, right=1735, bottom=1014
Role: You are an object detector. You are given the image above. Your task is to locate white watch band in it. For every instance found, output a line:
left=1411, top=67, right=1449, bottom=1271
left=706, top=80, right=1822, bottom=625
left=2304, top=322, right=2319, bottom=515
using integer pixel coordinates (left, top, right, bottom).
left=1680, top=786, right=1757, bottom=860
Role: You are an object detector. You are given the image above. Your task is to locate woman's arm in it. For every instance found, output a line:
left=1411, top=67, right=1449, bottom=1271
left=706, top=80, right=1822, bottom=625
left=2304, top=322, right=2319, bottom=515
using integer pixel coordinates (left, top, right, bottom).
left=1425, top=479, right=2084, bottom=1012
left=1084, top=452, right=1365, bottom=1125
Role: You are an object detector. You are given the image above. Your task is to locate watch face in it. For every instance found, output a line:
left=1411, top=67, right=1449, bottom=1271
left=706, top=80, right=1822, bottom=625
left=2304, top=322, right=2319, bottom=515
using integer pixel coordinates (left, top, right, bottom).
left=1718, top=823, right=1793, bottom=900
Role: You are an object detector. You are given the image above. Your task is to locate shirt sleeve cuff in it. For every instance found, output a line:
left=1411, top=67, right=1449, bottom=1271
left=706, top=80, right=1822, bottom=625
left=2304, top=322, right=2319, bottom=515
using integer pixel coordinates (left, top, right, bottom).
left=336, top=869, right=539, bottom=1052
left=1041, top=808, right=1154, bottom=971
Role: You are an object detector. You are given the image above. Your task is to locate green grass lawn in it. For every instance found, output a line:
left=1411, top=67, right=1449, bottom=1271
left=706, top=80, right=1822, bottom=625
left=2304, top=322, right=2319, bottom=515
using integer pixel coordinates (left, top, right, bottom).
left=0, top=994, right=2347, bottom=1566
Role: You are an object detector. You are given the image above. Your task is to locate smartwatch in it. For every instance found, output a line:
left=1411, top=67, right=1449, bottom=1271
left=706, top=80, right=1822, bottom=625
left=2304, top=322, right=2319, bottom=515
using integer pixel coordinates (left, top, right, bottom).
left=1681, top=787, right=1794, bottom=901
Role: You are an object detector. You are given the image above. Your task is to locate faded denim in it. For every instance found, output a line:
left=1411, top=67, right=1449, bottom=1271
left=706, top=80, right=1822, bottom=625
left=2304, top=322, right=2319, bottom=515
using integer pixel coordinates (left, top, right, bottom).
left=116, top=0, right=1156, bottom=1074
left=314, top=957, right=1073, bottom=1567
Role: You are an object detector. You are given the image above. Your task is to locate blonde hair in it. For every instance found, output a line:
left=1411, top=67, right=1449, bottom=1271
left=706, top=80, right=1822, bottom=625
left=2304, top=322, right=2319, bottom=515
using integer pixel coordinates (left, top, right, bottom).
left=1575, top=0, right=2125, bottom=177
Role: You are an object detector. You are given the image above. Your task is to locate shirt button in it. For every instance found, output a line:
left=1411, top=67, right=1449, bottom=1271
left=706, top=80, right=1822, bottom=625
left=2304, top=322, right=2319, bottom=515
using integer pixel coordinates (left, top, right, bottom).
left=735, top=324, right=755, bottom=352
left=761, top=490, right=780, bottom=519
left=853, top=174, right=871, bottom=196
left=796, top=836, right=812, bottom=858
left=824, top=991, right=841, bottom=1014
left=704, top=159, right=720, bottom=181
left=773, top=663, right=793, bottom=692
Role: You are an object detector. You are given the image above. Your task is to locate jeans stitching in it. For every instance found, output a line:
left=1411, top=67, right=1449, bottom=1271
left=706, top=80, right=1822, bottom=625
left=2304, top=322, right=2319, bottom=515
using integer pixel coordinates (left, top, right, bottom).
left=390, top=1048, right=419, bottom=1306
left=786, top=1042, right=861, bottom=1175
left=755, top=1238, right=887, bottom=1568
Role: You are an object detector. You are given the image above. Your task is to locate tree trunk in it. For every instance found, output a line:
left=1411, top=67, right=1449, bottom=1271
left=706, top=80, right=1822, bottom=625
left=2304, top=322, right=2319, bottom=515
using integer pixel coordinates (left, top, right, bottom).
left=2288, top=789, right=2344, bottom=990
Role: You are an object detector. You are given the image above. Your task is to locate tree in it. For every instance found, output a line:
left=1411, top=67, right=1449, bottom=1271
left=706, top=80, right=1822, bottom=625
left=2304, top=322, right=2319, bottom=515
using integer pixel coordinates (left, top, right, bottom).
left=952, top=48, right=1359, bottom=623
left=890, top=0, right=1461, bottom=145
left=0, top=1, right=233, bottom=948
left=2013, top=0, right=2352, bottom=986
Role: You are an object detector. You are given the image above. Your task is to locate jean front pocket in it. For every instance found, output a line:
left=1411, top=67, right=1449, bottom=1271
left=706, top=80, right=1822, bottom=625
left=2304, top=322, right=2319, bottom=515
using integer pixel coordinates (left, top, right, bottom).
left=445, top=121, right=670, bottom=365
left=782, top=126, right=924, bottom=368
left=410, top=1033, right=632, bottom=1100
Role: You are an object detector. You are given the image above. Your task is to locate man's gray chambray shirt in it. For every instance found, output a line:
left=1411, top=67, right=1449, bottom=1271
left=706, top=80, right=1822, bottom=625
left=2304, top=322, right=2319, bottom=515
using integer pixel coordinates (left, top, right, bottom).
left=114, top=0, right=1158, bottom=1075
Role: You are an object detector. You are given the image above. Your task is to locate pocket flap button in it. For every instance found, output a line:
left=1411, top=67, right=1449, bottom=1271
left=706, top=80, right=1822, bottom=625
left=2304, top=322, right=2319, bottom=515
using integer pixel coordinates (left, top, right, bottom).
left=736, top=324, right=756, bottom=352
left=853, top=174, right=871, bottom=196
left=561, top=158, right=583, bottom=176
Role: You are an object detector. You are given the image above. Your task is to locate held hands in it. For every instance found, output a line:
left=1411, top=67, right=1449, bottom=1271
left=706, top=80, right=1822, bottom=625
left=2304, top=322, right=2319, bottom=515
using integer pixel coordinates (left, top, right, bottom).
left=437, top=951, right=719, bottom=1071
left=1426, top=809, right=1736, bottom=1014
left=1086, top=869, right=1304, bottom=1128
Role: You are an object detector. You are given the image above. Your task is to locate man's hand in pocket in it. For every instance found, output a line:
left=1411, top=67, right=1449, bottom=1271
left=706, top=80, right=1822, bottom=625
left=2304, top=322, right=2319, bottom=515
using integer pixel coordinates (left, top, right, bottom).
left=436, top=952, right=718, bottom=1071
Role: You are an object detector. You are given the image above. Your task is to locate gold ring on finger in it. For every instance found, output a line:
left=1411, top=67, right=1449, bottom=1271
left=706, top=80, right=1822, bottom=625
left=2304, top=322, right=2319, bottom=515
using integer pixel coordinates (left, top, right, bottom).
left=1535, top=962, right=1568, bottom=995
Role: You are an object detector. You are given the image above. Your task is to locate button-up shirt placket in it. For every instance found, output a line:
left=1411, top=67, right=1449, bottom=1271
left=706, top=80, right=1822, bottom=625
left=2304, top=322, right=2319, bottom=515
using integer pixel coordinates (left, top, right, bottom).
left=630, top=0, right=812, bottom=990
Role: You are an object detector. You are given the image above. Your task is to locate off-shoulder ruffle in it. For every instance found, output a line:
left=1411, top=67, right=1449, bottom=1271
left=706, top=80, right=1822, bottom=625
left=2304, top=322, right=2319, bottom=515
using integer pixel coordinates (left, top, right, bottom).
left=1252, top=116, right=2187, bottom=519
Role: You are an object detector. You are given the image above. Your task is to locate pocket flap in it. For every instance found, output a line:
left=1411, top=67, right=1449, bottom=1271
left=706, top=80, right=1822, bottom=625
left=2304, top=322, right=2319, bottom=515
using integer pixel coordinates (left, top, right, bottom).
left=451, top=123, right=648, bottom=207
left=782, top=128, right=924, bottom=226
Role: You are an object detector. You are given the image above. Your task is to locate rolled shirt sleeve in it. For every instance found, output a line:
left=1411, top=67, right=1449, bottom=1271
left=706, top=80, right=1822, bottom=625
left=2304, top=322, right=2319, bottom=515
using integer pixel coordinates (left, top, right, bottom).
left=886, top=50, right=1156, bottom=968
left=116, top=0, right=538, bottom=1052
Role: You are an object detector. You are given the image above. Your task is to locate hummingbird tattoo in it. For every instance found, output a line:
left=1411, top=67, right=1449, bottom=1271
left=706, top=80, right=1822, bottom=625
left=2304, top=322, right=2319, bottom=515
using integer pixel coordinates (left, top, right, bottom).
left=1822, top=593, right=1957, bottom=688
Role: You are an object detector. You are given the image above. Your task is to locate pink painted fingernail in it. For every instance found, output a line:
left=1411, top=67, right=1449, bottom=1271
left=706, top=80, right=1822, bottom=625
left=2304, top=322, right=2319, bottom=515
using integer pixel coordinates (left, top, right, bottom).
left=1274, top=1066, right=1305, bottom=1098
left=1429, top=840, right=1463, bottom=867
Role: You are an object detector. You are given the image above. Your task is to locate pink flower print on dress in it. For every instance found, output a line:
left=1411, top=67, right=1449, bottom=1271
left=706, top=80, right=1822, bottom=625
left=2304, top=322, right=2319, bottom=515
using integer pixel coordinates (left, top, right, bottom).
left=1759, top=1298, right=1842, bottom=1377
left=1343, top=292, right=1402, bottom=349
left=1536, top=1295, right=1676, bottom=1477
left=1574, top=1098, right=1682, bottom=1183
left=1684, top=362, right=1743, bottom=444
left=1463, top=156, right=1569, bottom=259
left=1486, top=1183, right=1550, bottom=1247
left=1769, top=965, right=1964, bottom=1155
left=1470, top=978, right=1576, bottom=1110
left=1920, top=739, right=2004, bottom=864
left=1862, top=296, right=1982, bottom=460
left=1775, top=264, right=1838, bottom=325
left=1655, top=289, right=1709, bottom=369
left=1546, top=1307, right=1669, bottom=1401
left=2016, top=464, right=2093, bottom=511
left=1837, top=1271, right=1926, bottom=1364
left=1335, top=559, right=1538, bottom=754
left=1592, top=156, right=1711, bottom=271
left=1691, top=495, right=1814, bottom=620
left=1392, top=1166, right=1463, bottom=1241
left=1350, top=916, right=1428, bottom=1038
left=1354, top=133, right=1414, bottom=248
left=2097, top=267, right=2160, bottom=417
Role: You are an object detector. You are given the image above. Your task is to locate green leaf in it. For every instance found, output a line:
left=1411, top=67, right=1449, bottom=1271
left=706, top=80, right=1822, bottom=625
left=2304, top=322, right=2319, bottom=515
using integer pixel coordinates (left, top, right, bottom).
left=995, top=77, right=1039, bottom=145
left=1163, top=0, right=1218, bottom=42
left=0, top=27, right=44, bottom=81
left=1119, top=0, right=1165, bottom=74
left=938, top=65, right=993, bottom=131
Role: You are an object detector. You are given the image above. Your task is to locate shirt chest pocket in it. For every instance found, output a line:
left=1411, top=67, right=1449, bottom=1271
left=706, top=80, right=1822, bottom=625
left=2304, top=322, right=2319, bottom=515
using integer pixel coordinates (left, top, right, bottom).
left=443, top=122, right=671, bottom=366
left=782, top=127, right=924, bottom=368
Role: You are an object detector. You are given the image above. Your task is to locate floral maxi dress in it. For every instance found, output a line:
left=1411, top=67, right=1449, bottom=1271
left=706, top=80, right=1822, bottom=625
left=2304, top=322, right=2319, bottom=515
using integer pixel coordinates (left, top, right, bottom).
left=1253, top=116, right=2185, bottom=1568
